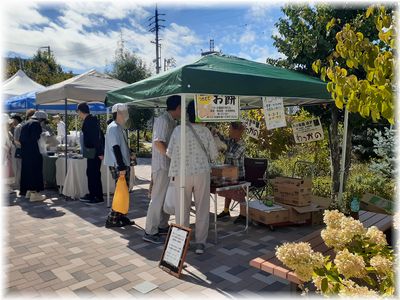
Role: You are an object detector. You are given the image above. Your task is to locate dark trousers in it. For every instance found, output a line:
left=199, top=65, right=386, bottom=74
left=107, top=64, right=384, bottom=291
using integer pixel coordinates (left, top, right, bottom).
left=86, top=157, right=103, bottom=198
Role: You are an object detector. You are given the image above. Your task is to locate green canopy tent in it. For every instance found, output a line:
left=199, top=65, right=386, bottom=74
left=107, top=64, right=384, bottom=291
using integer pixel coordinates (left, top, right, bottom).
left=106, top=54, right=348, bottom=229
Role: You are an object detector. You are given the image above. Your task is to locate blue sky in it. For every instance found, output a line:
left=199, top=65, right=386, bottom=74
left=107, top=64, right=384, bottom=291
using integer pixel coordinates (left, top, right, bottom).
left=3, top=1, right=285, bottom=75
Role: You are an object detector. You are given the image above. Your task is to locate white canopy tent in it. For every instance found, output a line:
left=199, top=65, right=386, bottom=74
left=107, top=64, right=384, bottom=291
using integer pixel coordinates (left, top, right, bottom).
left=36, top=69, right=128, bottom=194
left=2, top=69, right=45, bottom=100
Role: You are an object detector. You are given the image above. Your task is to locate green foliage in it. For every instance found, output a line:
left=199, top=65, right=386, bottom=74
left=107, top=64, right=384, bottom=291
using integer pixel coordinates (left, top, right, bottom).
left=126, top=107, right=153, bottom=131
left=313, top=5, right=395, bottom=123
left=6, top=50, right=74, bottom=86
left=369, top=127, right=395, bottom=178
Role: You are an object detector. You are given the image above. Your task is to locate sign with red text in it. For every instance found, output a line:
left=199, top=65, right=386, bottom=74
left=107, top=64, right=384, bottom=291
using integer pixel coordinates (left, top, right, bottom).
left=262, top=97, right=286, bottom=130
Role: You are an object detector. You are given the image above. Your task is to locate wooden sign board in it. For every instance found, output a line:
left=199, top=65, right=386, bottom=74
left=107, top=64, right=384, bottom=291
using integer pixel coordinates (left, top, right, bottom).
left=159, top=224, right=192, bottom=278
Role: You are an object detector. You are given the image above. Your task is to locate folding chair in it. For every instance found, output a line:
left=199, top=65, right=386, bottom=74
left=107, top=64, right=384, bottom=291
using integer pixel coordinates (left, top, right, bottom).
left=230, top=158, right=268, bottom=211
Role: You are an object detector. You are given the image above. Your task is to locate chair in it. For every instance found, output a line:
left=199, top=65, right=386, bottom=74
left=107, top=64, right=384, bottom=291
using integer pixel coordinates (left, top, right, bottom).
left=244, top=157, right=269, bottom=201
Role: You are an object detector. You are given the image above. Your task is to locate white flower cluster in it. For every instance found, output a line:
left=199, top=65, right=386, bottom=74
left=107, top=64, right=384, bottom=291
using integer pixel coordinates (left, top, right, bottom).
left=321, top=210, right=365, bottom=250
left=334, top=248, right=366, bottom=279
left=339, top=279, right=377, bottom=296
left=275, top=242, right=324, bottom=282
left=365, top=226, right=388, bottom=246
left=370, top=255, right=393, bottom=275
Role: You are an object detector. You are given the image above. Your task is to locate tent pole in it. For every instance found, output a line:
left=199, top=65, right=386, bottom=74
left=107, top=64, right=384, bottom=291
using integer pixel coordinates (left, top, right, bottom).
left=64, top=98, right=68, bottom=175
left=106, top=107, right=110, bottom=208
left=179, top=94, right=186, bottom=226
left=338, top=106, right=349, bottom=204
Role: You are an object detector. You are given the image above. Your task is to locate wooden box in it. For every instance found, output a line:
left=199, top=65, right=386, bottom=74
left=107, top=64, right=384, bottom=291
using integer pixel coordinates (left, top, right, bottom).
left=273, top=177, right=312, bottom=206
left=211, top=165, right=238, bottom=180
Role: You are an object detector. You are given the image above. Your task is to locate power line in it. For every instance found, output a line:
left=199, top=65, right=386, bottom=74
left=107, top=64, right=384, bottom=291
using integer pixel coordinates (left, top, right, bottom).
left=148, top=4, right=165, bottom=74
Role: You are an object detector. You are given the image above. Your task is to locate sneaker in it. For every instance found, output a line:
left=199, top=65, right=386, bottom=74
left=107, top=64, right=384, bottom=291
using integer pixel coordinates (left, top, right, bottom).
left=79, top=194, right=94, bottom=202
left=217, top=210, right=230, bottom=219
left=233, top=215, right=246, bottom=224
left=121, top=216, right=135, bottom=226
left=29, top=192, right=46, bottom=202
left=158, top=226, right=170, bottom=235
left=195, top=243, right=205, bottom=255
left=105, top=219, right=125, bottom=228
left=142, top=233, right=164, bottom=244
left=86, top=197, right=104, bottom=205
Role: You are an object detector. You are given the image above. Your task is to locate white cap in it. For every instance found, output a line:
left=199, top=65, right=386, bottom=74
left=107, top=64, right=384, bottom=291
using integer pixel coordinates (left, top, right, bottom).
left=112, top=103, right=128, bottom=113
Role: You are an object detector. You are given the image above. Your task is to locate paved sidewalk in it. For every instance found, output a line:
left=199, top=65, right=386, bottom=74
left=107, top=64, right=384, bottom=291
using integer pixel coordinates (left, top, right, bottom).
left=5, top=159, right=321, bottom=297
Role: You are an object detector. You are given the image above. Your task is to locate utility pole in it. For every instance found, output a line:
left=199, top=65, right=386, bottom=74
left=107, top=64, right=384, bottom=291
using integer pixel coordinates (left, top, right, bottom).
left=148, top=5, right=165, bottom=74
left=39, top=46, right=51, bottom=58
left=201, top=39, right=221, bottom=56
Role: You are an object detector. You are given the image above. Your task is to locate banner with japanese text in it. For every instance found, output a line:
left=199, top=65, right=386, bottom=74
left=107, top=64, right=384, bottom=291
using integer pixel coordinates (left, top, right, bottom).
left=195, top=94, right=240, bottom=122
left=242, top=118, right=261, bottom=139
left=262, top=97, right=286, bottom=130
left=292, top=118, right=324, bottom=143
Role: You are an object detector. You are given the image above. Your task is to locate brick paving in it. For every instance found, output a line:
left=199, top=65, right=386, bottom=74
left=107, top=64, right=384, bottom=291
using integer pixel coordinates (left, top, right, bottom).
left=4, top=158, right=322, bottom=297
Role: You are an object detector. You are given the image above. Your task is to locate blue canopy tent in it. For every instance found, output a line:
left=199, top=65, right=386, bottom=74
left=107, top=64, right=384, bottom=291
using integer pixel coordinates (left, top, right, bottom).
left=4, top=91, right=107, bottom=114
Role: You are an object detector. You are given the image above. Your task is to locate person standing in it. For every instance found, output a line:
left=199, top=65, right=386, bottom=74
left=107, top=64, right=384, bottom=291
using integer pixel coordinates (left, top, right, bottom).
left=166, top=100, right=218, bottom=254
left=10, top=115, right=23, bottom=190
left=13, top=110, right=36, bottom=193
left=104, top=103, right=135, bottom=228
left=216, top=122, right=247, bottom=223
left=76, top=102, right=104, bottom=204
left=143, top=95, right=181, bottom=244
left=19, top=111, right=48, bottom=202
left=52, top=115, right=66, bottom=143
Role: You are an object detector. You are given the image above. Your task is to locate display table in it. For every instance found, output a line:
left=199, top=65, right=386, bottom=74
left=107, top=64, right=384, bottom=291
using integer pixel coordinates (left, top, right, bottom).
left=55, top=157, right=116, bottom=199
left=210, top=181, right=251, bottom=244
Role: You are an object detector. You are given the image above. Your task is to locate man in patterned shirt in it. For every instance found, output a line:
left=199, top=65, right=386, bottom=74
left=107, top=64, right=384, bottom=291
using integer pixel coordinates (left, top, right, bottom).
left=143, top=95, right=181, bottom=244
left=216, top=122, right=246, bottom=223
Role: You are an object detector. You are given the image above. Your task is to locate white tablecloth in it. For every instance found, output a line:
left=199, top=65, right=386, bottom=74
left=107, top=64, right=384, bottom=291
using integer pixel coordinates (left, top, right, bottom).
left=56, top=157, right=116, bottom=199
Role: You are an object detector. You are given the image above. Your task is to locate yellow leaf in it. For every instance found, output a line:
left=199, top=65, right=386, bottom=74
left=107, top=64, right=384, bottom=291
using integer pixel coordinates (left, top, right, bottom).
left=366, top=6, right=374, bottom=18
left=335, top=96, right=344, bottom=109
left=346, top=59, right=354, bottom=68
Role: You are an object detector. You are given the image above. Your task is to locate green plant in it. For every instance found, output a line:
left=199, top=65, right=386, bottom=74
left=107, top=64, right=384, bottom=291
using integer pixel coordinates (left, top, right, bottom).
left=276, top=210, right=395, bottom=296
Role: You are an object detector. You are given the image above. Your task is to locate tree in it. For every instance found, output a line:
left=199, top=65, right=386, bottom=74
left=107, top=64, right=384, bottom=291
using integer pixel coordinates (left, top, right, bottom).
left=267, top=4, right=383, bottom=198
left=5, top=50, right=74, bottom=86
left=106, top=39, right=153, bottom=152
left=312, top=5, right=395, bottom=124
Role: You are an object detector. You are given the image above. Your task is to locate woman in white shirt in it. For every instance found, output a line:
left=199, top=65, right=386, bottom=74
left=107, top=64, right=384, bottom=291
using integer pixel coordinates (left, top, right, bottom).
left=167, top=100, right=218, bottom=255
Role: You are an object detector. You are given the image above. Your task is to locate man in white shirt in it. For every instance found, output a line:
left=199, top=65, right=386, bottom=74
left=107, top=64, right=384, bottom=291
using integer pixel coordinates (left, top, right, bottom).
left=103, top=103, right=135, bottom=227
left=52, top=115, right=66, bottom=143
left=143, top=95, right=181, bottom=244
left=167, top=100, right=218, bottom=254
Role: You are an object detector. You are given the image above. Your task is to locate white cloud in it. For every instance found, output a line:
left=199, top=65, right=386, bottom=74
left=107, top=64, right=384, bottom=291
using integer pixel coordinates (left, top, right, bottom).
left=3, top=2, right=48, bottom=27
left=245, top=2, right=279, bottom=24
left=239, top=30, right=256, bottom=44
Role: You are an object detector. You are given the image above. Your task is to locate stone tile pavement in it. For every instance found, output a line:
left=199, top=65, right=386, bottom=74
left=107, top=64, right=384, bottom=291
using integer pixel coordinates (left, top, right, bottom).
left=4, top=158, right=322, bottom=298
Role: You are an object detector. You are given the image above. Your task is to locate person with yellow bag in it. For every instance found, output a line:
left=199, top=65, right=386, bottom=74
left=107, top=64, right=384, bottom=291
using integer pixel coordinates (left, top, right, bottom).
left=104, top=103, right=135, bottom=228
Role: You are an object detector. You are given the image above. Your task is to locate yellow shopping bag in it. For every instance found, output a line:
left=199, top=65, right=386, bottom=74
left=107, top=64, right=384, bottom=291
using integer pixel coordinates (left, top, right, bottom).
left=111, top=175, right=129, bottom=214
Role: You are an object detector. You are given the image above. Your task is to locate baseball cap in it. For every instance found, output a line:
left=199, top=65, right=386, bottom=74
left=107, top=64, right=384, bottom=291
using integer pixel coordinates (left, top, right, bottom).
left=112, top=103, right=128, bottom=113
left=32, top=111, right=48, bottom=120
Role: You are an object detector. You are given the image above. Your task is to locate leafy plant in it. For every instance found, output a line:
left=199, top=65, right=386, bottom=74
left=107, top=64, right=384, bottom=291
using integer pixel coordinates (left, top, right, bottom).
left=276, top=210, right=395, bottom=296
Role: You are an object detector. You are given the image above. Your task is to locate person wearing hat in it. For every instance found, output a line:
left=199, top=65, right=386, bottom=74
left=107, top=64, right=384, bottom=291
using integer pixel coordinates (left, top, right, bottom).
left=19, top=110, right=48, bottom=201
left=76, top=102, right=105, bottom=204
left=143, top=95, right=181, bottom=244
left=52, top=114, right=66, bottom=144
left=104, top=103, right=135, bottom=227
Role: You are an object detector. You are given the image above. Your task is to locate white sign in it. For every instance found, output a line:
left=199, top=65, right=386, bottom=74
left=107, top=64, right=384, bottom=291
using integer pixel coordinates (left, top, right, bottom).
left=292, top=118, right=324, bottom=143
left=163, top=227, right=188, bottom=268
left=262, top=97, right=287, bottom=130
left=243, top=118, right=261, bottom=139
left=195, top=94, right=240, bottom=122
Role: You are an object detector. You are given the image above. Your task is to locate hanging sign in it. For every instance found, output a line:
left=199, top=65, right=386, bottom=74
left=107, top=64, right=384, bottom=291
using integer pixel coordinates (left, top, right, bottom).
left=195, top=94, right=240, bottom=122
left=262, top=97, right=286, bottom=130
left=243, top=118, right=261, bottom=139
left=292, top=118, right=324, bottom=143
left=159, top=224, right=192, bottom=278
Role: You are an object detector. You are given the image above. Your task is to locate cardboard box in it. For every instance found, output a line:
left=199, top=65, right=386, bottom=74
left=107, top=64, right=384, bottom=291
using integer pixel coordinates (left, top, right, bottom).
left=360, top=193, right=393, bottom=215
left=273, top=176, right=313, bottom=206
left=239, top=201, right=289, bottom=225
left=211, top=165, right=238, bottom=180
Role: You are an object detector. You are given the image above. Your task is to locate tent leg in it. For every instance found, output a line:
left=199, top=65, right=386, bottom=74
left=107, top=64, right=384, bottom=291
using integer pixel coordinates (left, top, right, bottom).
left=338, top=106, right=349, bottom=204
left=106, top=107, right=110, bottom=208
left=179, top=95, right=186, bottom=226
left=64, top=98, right=68, bottom=175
